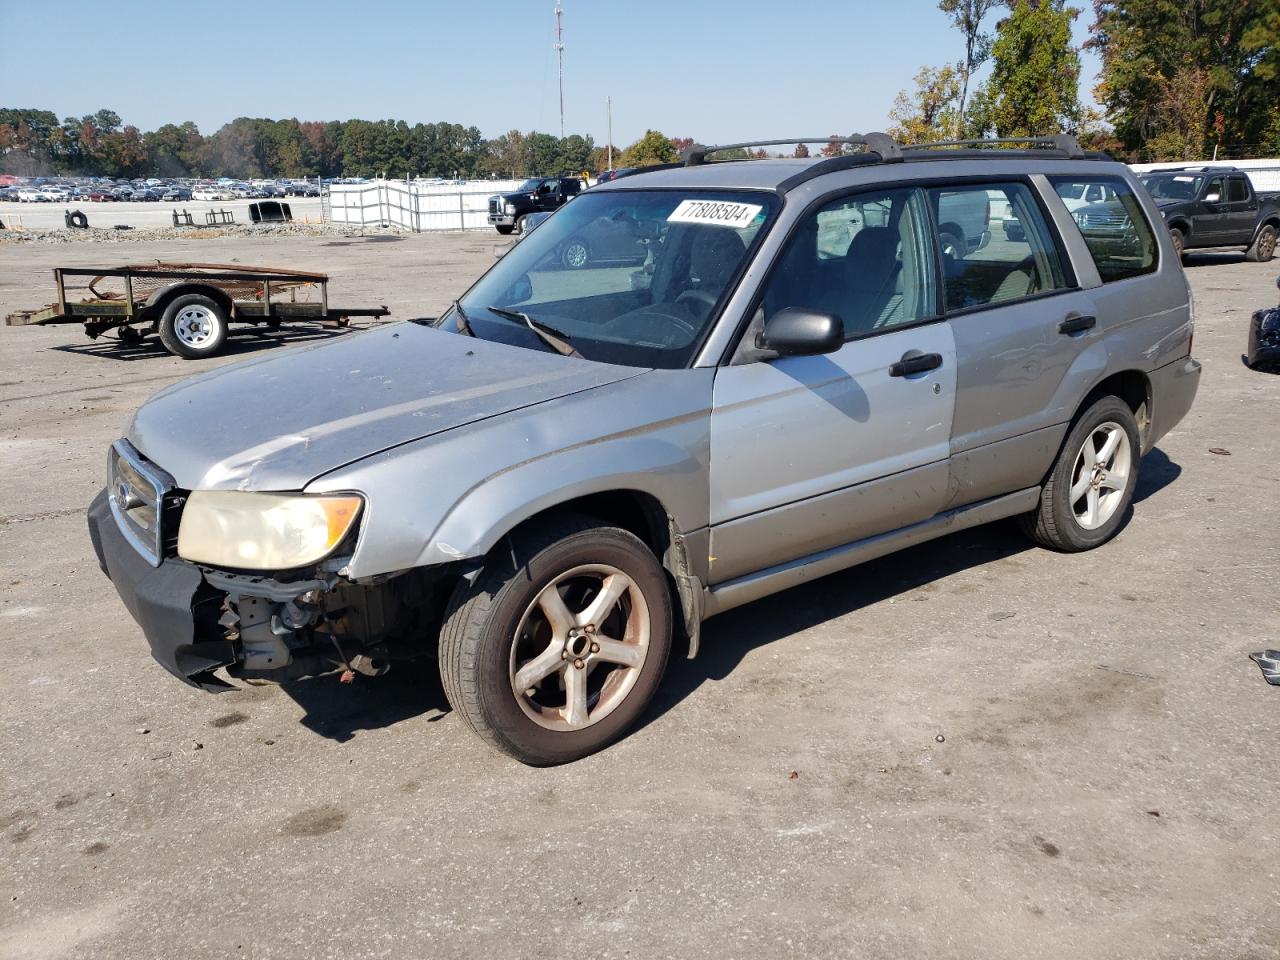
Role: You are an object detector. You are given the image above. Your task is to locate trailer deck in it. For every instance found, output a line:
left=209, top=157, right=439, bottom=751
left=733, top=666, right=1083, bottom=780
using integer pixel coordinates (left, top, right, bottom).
left=6, top=262, right=389, bottom=356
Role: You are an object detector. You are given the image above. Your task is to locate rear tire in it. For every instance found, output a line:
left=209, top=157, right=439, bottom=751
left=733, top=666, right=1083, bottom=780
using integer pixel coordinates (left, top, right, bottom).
left=439, top=514, right=672, bottom=765
left=1245, top=224, right=1277, bottom=262
left=1020, top=396, right=1141, bottom=552
left=158, top=293, right=229, bottom=359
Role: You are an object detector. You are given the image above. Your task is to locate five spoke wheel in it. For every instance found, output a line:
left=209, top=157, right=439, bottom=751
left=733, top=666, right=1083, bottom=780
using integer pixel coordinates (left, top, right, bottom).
left=510, top=564, right=650, bottom=731
left=1069, top=421, right=1131, bottom=530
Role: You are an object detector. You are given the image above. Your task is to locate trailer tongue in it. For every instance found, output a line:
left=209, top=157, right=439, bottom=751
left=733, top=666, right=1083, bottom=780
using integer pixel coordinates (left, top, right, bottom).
left=5, top=262, right=390, bottom=358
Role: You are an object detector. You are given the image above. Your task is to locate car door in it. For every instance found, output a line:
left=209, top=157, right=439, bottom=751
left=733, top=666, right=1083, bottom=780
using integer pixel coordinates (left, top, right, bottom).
left=1226, top=175, right=1257, bottom=242
left=1197, top=176, right=1228, bottom=243
left=534, top=179, right=559, bottom=211
left=708, top=186, right=956, bottom=585
left=944, top=179, right=1093, bottom=507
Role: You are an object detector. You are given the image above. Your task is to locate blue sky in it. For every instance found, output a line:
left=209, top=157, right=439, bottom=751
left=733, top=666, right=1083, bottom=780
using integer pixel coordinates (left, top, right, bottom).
left=1, top=0, right=1101, bottom=144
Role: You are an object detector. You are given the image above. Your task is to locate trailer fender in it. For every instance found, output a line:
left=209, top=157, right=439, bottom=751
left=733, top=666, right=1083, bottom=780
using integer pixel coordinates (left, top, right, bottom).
left=145, top=283, right=234, bottom=319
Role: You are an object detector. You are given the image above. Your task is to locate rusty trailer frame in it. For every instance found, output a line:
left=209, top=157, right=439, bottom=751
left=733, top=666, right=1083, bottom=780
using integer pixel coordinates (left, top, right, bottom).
left=5, top=263, right=389, bottom=345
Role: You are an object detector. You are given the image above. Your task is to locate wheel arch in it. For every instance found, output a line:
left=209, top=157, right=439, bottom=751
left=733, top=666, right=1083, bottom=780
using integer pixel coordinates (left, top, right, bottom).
left=1076, top=368, right=1153, bottom=450
left=1166, top=217, right=1191, bottom=237
left=469, top=486, right=704, bottom=656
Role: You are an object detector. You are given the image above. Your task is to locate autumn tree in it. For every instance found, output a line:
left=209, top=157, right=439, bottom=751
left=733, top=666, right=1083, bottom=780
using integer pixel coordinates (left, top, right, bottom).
left=623, top=129, right=677, bottom=166
left=982, top=0, right=1083, bottom=138
left=888, top=65, right=964, bottom=142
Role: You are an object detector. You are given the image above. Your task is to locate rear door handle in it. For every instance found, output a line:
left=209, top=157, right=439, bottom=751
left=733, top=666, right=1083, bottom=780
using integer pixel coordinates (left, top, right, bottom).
left=1059, top=314, right=1096, bottom=335
left=888, top=352, right=943, bottom=377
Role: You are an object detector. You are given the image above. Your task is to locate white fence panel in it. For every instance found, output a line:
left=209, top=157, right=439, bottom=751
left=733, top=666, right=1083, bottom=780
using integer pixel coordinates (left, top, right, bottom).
left=326, top=179, right=527, bottom=232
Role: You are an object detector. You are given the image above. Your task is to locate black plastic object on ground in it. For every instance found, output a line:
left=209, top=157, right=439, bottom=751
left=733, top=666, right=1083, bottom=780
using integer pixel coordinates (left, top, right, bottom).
left=1245, top=275, right=1280, bottom=373
left=65, top=209, right=89, bottom=229
left=248, top=201, right=293, bottom=224
left=1249, top=650, right=1280, bottom=685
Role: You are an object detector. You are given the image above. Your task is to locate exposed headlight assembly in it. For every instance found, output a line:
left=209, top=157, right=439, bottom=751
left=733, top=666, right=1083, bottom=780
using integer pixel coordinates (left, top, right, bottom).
left=504, top=201, right=516, bottom=214
left=177, top=491, right=363, bottom=570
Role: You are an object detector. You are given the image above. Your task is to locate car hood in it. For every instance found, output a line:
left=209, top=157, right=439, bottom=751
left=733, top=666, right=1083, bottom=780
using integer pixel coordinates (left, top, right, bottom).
left=128, top=323, right=646, bottom=491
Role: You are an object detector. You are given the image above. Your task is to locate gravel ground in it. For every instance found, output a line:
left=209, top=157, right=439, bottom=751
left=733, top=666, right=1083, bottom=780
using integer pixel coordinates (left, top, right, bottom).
left=0, top=233, right=1277, bottom=960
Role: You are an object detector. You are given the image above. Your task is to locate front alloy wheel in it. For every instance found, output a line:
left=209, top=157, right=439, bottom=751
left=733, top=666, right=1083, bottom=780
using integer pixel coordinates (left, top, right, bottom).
left=439, top=515, right=672, bottom=765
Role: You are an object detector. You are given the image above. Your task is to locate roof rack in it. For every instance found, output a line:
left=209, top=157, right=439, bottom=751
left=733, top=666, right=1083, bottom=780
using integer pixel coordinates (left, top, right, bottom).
left=908, top=134, right=1086, bottom=159
left=681, top=134, right=904, bottom=166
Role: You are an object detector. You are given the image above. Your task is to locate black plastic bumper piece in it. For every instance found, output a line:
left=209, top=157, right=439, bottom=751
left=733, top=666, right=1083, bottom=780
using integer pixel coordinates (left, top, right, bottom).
left=88, top=488, right=235, bottom=691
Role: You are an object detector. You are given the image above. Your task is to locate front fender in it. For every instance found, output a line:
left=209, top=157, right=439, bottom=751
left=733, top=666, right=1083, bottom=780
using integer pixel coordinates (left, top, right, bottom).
left=308, top=368, right=714, bottom=579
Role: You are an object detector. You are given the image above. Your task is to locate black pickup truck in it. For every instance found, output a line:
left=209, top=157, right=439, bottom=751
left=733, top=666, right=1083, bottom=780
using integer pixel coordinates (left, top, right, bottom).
left=1137, top=167, right=1279, bottom=261
left=486, top=176, right=586, bottom=235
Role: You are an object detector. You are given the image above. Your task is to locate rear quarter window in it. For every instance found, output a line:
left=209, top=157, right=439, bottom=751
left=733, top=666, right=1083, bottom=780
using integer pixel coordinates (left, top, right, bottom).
left=1049, top=176, right=1159, bottom=284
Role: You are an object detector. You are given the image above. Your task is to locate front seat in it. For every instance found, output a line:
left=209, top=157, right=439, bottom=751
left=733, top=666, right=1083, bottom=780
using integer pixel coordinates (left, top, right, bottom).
left=834, top=226, right=901, bottom=333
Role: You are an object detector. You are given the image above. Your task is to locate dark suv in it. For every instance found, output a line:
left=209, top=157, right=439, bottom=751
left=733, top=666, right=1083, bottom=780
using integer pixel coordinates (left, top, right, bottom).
left=1137, top=167, right=1279, bottom=261
left=488, top=176, right=585, bottom=234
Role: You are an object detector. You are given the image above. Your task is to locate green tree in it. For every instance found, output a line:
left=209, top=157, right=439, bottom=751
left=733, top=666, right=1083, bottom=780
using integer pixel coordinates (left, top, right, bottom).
left=983, top=0, right=1083, bottom=138
left=623, top=129, right=677, bottom=166
left=1092, top=0, right=1280, bottom=159
left=147, top=122, right=204, bottom=177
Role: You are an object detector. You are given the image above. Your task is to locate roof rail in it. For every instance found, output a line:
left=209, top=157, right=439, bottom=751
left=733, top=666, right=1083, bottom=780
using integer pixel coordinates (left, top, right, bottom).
left=909, top=134, right=1086, bottom=159
left=682, top=134, right=904, bottom=166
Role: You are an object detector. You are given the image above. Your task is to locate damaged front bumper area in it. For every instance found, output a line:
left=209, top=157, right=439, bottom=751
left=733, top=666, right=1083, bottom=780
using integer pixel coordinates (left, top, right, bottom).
left=88, top=489, right=445, bottom=691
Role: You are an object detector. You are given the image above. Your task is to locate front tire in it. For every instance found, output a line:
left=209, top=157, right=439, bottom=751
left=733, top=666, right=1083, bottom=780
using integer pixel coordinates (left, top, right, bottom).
left=1169, top=227, right=1186, bottom=260
left=495, top=225, right=514, bottom=236
left=1020, top=396, right=1141, bottom=552
left=1246, top=224, right=1277, bottom=262
left=158, top=294, right=229, bottom=359
left=439, top=515, right=673, bottom=765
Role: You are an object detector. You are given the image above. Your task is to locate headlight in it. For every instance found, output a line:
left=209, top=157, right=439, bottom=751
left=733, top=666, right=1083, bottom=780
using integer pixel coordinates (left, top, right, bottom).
left=177, top=491, right=363, bottom=570
left=504, top=201, right=516, bottom=214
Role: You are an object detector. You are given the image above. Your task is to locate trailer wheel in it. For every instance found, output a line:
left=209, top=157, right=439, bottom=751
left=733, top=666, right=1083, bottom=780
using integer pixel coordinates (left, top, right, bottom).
left=158, top=294, right=229, bottom=359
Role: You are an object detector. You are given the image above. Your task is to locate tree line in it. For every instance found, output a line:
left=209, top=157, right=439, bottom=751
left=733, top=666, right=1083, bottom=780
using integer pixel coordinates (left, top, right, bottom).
left=0, top=110, right=692, bottom=180
left=886, top=0, right=1279, bottom=162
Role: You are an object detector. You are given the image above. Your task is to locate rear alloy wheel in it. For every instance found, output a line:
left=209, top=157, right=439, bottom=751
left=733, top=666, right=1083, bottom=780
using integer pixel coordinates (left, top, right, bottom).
left=158, top=293, right=229, bottom=359
left=439, top=515, right=672, bottom=765
left=1020, top=395, right=1140, bottom=551
left=1246, top=224, right=1277, bottom=262
left=562, top=240, right=590, bottom=269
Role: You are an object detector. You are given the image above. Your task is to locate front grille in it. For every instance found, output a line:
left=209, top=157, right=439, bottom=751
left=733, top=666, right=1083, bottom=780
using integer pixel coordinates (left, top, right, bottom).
left=488, top=197, right=499, bottom=216
left=1078, top=211, right=1129, bottom=230
left=108, top=440, right=178, bottom=567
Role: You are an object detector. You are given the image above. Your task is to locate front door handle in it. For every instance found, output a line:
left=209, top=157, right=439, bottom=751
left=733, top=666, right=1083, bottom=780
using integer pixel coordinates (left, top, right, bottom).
left=888, top=352, right=943, bottom=377
left=1059, top=314, right=1097, bottom=335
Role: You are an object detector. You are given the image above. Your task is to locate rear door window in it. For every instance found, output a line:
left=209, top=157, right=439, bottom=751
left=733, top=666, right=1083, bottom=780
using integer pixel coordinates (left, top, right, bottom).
left=1228, top=177, right=1249, bottom=202
left=927, top=182, right=1070, bottom=312
left=1048, top=176, right=1158, bottom=283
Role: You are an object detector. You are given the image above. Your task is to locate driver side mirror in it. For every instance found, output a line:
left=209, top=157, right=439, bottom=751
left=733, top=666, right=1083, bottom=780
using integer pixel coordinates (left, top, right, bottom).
left=756, top=307, right=844, bottom=356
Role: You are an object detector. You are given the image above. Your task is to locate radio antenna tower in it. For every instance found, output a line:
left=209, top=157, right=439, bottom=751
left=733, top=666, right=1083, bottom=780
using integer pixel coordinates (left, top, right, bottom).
left=555, top=3, right=565, bottom=137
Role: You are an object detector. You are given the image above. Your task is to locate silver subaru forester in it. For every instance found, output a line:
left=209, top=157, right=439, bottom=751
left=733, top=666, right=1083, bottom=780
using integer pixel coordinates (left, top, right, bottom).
left=89, top=135, right=1201, bottom=765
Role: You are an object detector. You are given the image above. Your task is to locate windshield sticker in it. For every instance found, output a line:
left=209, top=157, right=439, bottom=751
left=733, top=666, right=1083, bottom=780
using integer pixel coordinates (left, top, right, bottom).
left=667, top=199, right=763, bottom=228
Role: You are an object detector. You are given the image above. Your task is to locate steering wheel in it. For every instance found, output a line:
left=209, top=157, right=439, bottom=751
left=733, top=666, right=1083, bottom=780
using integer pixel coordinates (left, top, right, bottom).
left=675, top=289, right=718, bottom=312
left=633, top=308, right=697, bottom=340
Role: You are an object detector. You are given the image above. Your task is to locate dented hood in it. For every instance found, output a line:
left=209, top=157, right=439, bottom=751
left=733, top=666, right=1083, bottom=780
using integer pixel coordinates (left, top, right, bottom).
left=128, top=323, right=645, bottom=491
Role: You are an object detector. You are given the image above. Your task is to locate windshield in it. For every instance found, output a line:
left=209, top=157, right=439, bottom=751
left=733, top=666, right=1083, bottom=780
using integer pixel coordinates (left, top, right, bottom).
left=445, top=188, right=778, bottom=368
left=1141, top=174, right=1203, bottom=200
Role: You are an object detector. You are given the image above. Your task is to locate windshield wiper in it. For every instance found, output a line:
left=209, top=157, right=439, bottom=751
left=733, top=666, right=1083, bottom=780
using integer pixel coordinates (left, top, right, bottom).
left=452, top=299, right=474, bottom=337
left=486, top=305, right=582, bottom=358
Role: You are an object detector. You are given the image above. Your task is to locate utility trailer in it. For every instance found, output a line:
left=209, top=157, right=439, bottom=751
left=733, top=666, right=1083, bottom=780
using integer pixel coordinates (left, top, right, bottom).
left=5, top=262, right=390, bottom=358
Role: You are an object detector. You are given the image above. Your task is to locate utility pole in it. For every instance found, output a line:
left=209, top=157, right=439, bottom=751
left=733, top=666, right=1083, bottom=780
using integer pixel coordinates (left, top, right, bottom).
left=555, top=3, right=565, bottom=139
left=607, top=96, right=613, bottom=170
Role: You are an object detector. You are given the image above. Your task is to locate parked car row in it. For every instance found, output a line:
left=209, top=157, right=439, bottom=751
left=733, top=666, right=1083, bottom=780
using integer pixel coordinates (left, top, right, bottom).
left=0, top=176, right=322, bottom=204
